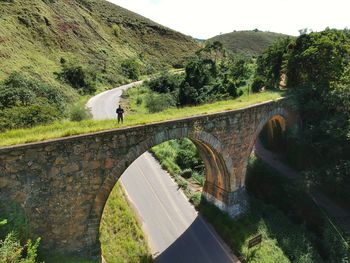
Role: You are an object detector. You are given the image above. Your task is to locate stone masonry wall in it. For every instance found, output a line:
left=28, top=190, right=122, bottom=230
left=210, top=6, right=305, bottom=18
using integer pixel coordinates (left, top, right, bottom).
left=0, top=98, right=294, bottom=258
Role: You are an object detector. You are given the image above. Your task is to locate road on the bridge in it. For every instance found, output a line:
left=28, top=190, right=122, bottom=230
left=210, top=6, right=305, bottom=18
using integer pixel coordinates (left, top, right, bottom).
left=87, top=83, right=238, bottom=263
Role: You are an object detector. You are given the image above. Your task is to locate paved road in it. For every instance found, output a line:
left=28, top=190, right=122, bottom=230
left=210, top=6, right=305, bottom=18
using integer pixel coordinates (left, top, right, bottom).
left=87, top=83, right=238, bottom=262
left=86, top=81, right=143, bottom=120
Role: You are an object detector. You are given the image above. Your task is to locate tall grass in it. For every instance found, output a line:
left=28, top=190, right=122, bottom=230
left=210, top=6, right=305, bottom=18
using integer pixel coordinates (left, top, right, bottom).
left=99, top=182, right=152, bottom=263
left=0, top=91, right=283, bottom=147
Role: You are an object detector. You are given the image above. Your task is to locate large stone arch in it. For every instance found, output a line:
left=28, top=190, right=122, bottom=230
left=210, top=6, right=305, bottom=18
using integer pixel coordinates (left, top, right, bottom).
left=85, top=129, right=229, bottom=258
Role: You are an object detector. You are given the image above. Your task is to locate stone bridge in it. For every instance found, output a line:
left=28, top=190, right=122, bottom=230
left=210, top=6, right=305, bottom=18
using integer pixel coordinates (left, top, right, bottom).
left=0, top=97, right=296, bottom=259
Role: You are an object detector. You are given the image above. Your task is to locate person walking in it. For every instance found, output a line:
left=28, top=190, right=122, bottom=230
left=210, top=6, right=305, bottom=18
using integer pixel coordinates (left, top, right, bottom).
left=116, top=105, right=124, bottom=124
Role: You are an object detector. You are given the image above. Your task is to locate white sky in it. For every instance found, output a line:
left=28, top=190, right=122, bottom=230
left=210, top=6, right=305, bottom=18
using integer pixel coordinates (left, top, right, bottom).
left=106, top=0, right=349, bottom=39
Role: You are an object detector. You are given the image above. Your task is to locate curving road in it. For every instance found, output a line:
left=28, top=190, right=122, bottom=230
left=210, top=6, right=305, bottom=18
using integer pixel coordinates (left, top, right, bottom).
left=87, top=83, right=238, bottom=263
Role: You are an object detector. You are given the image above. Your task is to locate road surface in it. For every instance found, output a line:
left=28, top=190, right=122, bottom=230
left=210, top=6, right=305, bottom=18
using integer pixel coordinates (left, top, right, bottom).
left=86, top=81, right=143, bottom=120
left=87, top=83, right=238, bottom=262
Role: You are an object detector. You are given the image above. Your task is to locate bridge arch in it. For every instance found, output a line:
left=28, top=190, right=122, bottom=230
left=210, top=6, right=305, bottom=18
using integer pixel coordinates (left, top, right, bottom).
left=87, top=129, right=230, bottom=256
left=239, top=107, right=296, bottom=189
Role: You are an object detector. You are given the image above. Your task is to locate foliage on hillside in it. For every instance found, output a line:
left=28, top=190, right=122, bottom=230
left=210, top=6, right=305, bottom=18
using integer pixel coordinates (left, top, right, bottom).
left=0, top=0, right=199, bottom=85
left=0, top=0, right=199, bottom=131
left=253, top=28, right=350, bottom=204
left=209, top=30, right=290, bottom=57
left=0, top=72, right=71, bottom=131
left=144, top=41, right=253, bottom=110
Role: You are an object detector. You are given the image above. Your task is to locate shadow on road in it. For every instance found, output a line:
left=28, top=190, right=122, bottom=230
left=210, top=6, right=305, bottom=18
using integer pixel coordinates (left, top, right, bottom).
left=154, top=216, right=237, bottom=263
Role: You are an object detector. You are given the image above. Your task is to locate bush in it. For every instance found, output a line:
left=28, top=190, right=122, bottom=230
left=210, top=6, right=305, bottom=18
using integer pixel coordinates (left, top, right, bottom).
left=0, top=205, right=40, bottom=263
left=145, top=93, right=176, bottom=113
left=136, top=96, right=142, bottom=106
left=69, top=104, right=91, bottom=122
left=322, top=222, right=349, bottom=262
left=121, top=59, right=140, bottom=80
left=251, top=76, right=266, bottom=92
left=0, top=99, right=61, bottom=131
left=0, top=72, right=66, bottom=111
left=0, top=232, right=41, bottom=263
left=147, top=72, right=182, bottom=93
left=56, top=64, right=96, bottom=95
left=180, top=169, right=192, bottom=179
left=111, top=24, right=120, bottom=37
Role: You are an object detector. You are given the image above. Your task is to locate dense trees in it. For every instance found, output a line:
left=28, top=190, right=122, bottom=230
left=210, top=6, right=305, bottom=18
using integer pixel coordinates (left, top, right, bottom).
left=253, top=37, right=293, bottom=90
left=147, top=41, right=251, bottom=110
left=254, top=29, right=350, bottom=203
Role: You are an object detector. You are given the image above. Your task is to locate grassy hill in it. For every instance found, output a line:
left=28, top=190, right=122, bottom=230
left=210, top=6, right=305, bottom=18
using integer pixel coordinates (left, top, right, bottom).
left=209, top=30, right=290, bottom=57
left=0, top=0, right=199, bottom=87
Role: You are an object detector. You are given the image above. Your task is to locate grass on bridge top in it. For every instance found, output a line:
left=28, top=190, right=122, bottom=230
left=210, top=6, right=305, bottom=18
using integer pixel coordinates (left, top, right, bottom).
left=0, top=91, right=283, bottom=148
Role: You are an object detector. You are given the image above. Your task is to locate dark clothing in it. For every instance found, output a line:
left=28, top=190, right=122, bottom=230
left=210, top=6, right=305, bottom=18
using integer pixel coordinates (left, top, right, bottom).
left=116, top=108, right=124, bottom=115
left=116, top=107, right=124, bottom=124
left=117, top=114, right=123, bottom=123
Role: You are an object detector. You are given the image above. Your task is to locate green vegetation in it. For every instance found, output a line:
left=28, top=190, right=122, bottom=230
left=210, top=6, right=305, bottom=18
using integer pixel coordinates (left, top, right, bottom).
left=254, top=28, right=350, bottom=207
left=199, top=199, right=319, bottom=262
left=0, top=0, right=198, bottom=84
left=100, top=183, right=152, bottom=263
left=246, top=157, right=349, bottom=262
left=0, top=203, right=41, bottom=263
left=144, top=42, right=253, bottom=109
left=209, top=30, right=290, bottom=57
left=0, top=0, right=199, bottom=133
left=0, top=91, right=282, bottom=147
left=56, top=61, right=97, bottom=95
left=150, top=138, right=328, bottom=262
left=150, top=133, right=349, bottom=262
left=151, top=139, right=205, bottom=206
left=0, top=72, right=69, bottom=131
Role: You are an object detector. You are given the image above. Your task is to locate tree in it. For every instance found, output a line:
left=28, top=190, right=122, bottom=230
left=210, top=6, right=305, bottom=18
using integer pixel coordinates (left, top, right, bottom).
left=255, top=37, right=294, bottom=90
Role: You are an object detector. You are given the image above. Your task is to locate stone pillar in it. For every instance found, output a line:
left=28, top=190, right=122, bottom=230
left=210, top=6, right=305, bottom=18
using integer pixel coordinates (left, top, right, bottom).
left=202, top=182, right=248, bottom=218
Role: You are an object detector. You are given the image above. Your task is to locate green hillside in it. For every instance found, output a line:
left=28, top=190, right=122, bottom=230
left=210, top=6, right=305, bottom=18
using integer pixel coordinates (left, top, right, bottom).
left=0, top=0, right=199, bottom=86
left=209, top=30, right=290, bottom=57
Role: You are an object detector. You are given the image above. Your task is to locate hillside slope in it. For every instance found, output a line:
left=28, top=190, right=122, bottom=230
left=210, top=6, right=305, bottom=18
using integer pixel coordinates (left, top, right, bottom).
left=209, top=30, right=290, bottom=57
left=0, top=0, right=199, bottom=86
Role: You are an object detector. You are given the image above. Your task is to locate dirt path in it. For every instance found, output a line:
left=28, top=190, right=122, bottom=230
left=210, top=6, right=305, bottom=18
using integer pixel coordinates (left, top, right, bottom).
left=254, top=139, right=350, bottom=234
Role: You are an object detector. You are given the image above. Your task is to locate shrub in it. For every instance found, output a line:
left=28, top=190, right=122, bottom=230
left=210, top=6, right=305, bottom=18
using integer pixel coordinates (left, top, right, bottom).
left=136, top=96, right=142, bottom=106
left=56, top=64, right=96, bottom=95
left=322, top=222, right=349, bottom=262
left=0, top=233, right=41, bottom=263
left=0, top=99, right=61, bottom=131
left=69, top=104, right=91, bottom=122
left=112, top=24, right=120, bottom=37
left=0, top=72, right=66, bottom=111
left=121, top=59, right=140, bottom=80
left=145, top=93, right=176, bottom=113
left=251, top=76, right=266, bottom=92
left=0, top=209, right=40, bottom=263
left=147, top=72, right=182, bottom=93
left=180, top=169, right=192, bottom=179
left=192, top=171, right=205, bottom=186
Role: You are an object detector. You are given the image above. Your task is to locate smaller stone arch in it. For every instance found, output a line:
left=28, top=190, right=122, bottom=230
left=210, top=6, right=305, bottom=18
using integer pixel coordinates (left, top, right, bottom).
left=235, top=106, right=297, bottom=191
